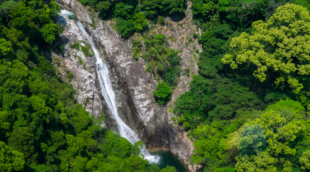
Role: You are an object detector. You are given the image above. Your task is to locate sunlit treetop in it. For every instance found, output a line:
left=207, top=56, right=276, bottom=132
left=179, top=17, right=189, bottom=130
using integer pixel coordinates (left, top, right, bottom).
left=222, top=4, right=310, bottom=93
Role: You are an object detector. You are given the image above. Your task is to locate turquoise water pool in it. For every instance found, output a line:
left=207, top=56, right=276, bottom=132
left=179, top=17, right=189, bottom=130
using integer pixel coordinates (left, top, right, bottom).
left=150, top=151, right=188, bottom=172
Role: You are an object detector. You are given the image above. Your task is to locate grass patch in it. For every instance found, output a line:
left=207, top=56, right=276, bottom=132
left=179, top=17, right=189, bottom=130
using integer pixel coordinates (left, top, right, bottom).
left=71, top=43, right=80, bottom=50
left=80, top=41, right=93, bottom=57
left=184, top=69, right=190, bottom=77
left=78, top=57, right=83, bottom=64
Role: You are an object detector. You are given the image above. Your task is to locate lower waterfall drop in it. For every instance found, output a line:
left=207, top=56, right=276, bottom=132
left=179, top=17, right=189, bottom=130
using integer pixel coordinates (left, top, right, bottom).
left=76, top=21, right=159, bottom=163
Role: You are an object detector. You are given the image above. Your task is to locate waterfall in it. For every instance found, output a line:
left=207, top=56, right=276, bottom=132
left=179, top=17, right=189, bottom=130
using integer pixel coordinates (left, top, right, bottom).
left=76, top=21, right=159, bottom=163
left=60, top=10, right=76, bottom=19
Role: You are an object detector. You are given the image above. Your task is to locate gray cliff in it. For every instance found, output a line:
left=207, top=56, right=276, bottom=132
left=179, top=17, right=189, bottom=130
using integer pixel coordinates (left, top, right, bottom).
left=53, top=0, right=202, bottom=171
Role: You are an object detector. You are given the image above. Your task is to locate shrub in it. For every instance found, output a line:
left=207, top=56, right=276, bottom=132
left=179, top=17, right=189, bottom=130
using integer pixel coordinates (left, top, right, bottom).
left=193, top=33, right=198, bottom=38
left=58, top=44, right=66, bottom=55
left=153, top=81, right=172, bottom=105
left=115, top=19, right=135, bottom=38
left=66, top=70, right=74, bottom=82
left=163, top=50, right=181, bottom=88
left=184, top=69, right=190, bottom=77
left=158, top=16, right=165, bottom=25
left=81, top=46, right=89, bottom=56
left=133, top=12, right=148, bottom=32
left=133, top=50, right=139, bottom=59
left=71, top=43, right=80, bottom=50
left=78, top=57, right=83, bottom=64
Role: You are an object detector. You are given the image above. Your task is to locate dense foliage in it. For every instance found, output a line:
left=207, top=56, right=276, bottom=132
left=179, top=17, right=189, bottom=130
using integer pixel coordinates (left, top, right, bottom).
left=189, top=99, right=310, bottom=171
left=153, top=82, right=172, bottom=105
left=222, top=4, right=310, bottom=94
left=141, top=34, right=181, bottom=88
left=0, top=0, right=176, bottom=171
left=77, top=0, right=186, bottom=38
left=173, top=0, right=310, bottom=171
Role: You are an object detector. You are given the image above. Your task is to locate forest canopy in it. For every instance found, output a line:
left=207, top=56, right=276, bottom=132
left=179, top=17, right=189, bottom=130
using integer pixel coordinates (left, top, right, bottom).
left=76, top=0, right=187, bottom=38
left=173, top=1, right=310, bottom=172
left=222, top=4, right=310, bottom=94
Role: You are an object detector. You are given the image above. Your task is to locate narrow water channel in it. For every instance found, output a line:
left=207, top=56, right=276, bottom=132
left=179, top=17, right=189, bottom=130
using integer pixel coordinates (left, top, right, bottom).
left=150, top=151, right=188, bottom=172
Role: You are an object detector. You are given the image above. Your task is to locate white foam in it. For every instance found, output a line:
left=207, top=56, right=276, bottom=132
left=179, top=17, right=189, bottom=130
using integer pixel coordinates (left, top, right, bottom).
left=60, top=10, right=76, bottom=19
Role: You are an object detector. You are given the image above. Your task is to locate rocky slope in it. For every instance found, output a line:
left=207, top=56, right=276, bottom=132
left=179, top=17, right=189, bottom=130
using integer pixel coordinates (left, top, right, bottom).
left=53, top=0, right=202, bottom=171
left=52, top=12, right=104, bottom=120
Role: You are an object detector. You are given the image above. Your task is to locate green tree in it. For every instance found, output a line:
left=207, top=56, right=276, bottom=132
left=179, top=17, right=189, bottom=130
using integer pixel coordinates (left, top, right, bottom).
left=235, top=152, right=278, bottom=172
left=158, top=16, right=165, bottom=25
left=153, top=81, right=172, bottom=104
left=115, top=19, right=135, bottom=38
left=7, top=127, right=35, bottom=164
left=224, top=109, right=305, bottom=171
left=161, top=0, right=186, bottom=15
left=191, top=0, right=217, bottom=20
left=160, top=165, right=177, bottom=172
left=299, top=150, right=310, bottom=170
left=222, top=4, right=310, bottom=93
left=133, top=12, right=148, bottom=32
left=190, top=123, right=222, bottom=164
left=0, top=141, right=25, bottom=171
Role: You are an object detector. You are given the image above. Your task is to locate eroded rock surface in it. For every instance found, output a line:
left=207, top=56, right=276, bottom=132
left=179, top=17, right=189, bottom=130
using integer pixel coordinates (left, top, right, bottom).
left=52, top=13, right=104, bottom=120
left=54, top=0, right=198, bottom=170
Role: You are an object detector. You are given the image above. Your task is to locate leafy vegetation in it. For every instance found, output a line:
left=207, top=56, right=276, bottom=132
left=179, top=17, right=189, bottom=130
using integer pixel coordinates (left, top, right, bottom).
left=222, top=4, right=310, bottom=94
left=76, top=0, right=186, bottom=38
left=131, top=34, right=181, bottom=104
left=70, top=42, right=80, bottom=50
left=141, top=34, right=181, bottom=89
left=158, top=16, right=165, bottom=25
left=153, top=82, right=172, bottom=105
left=66, top=70, right=74, bottom=81
left=171, top=1, right=310, bottom=171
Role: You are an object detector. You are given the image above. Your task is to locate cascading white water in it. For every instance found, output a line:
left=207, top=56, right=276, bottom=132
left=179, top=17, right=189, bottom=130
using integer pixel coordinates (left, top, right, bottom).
left=60, top=10, right=76, bottom=19
left=76, top=21, right=159, bottom=163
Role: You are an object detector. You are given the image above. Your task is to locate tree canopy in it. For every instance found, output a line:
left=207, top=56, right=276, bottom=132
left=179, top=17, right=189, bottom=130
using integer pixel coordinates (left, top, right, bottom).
left=222, top=4, right=310, bottom=93
left=173, top=1, right=310, bottom=171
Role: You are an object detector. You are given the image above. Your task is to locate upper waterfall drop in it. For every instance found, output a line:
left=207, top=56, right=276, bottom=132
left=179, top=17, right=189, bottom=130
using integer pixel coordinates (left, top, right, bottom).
left=76, top=20, right=159, bottom=163
left=60, top=10, right=76, bottom=19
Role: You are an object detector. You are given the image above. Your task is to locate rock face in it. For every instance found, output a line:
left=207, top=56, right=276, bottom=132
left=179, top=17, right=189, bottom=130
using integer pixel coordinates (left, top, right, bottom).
left=54, top=0, right=198, bottom=170
left=52, top=12, right=104, bottom=120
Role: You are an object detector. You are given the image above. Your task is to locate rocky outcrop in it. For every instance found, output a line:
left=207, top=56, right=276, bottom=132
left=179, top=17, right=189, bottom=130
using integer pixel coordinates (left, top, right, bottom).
left=52, top=12, right=104, bottom=120
left=54, top=0, right=199, bottom=170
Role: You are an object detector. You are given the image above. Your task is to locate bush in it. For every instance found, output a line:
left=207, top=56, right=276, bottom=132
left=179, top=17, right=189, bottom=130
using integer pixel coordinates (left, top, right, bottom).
left=184, top=68, right=190, bottom=77
left=78, top=57, right=83, bottom=64
left=58, top=44, right=65, bottom=55
left=153, top=82, right=172, bottom=105
left=133, top=12, right=148, bottom=32
left=115, top=19, right=135, bottom=38
left=80, top=42, right=93, bottom=57
left=133, top=50, right=139, bottom=59
left=163, top=50, right=181, bottom=88
left=71, top=42, right=80, bottom=50
left=193, top=33, right=198, bottom=38
left=66, top=70, right=74, bottom=82
left=158, top=16, right=165, bottom=25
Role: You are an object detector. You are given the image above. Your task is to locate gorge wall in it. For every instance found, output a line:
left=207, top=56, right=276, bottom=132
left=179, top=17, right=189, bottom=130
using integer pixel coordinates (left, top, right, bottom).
left=52, top=0, right=201, bottom=170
